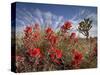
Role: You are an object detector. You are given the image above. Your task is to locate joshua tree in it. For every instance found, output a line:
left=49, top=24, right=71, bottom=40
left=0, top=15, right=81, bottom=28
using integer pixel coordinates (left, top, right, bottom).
left=78, top=18, right=92, bottom=40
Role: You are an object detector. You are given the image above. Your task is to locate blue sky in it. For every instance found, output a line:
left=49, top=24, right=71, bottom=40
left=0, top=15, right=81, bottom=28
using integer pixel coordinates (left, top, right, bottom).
left=15, top=2, right=97, bottom=37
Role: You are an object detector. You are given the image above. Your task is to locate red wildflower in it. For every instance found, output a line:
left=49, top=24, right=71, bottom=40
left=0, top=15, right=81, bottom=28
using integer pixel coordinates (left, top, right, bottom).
left=71, top=49, right=83, bottom=66
left=50, top=53, right=61, bottom=65
left=24, top=26, right=32, bottom=34
left=55, top=49, right=62, bottom=59
left=70, top=32, right=76, bottom=39
left=45, top=29, right=58, bottom=46
left=49, top=34, right=58, bottom=46
left=49, top=48, right=63, bottom=65
left=61, top=21, right=72, bottom=32
left=64, top=21, right=72, bottom=29
left=74, top=52, right=83, bottom=61
left=45, top=27, right=53, bottom=34
left=28, top=48, right=41, bottom=57
left=50, top=53, right=55, bottom=60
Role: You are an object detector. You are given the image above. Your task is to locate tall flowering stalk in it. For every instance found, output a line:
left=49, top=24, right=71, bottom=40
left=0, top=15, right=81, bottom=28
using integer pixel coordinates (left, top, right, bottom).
left=23, top=23, right=41, bottom=50
left=45, top=27, right=59, bottom=47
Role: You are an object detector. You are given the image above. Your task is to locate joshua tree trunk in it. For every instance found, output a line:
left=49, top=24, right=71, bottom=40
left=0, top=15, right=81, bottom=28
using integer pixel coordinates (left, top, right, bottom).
left=86, top=31, right=89, bottom=40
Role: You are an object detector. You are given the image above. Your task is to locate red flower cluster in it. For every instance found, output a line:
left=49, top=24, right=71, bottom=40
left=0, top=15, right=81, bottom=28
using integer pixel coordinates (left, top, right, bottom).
left=28, top=48, right=41, bottom=57
left=71, top=49, right=83, bottom=67
left=23, top=24, right=41, bottom=50
left=45, top=27, right=53, bottom=34
left=45, top=27, right=58, bottom=46
left=27, top=48, right=45, bottom=65
left=61, top=21, right=72, bottom=32
left=24, top=26, right=32, bottom=37
left=55, top=49, right=62, bottom=59
left=49, top=34, right=58, bottom=46
left=48, top=48, right=63, bottom=65
left=24, top=26, right=32, bottom=33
